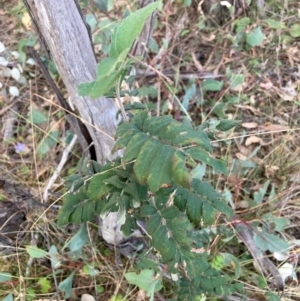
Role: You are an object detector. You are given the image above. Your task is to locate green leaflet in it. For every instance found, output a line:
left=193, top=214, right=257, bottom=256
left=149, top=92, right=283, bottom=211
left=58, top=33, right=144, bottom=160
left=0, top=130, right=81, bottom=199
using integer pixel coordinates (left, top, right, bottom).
left=132, top=110, right=149, bottom=130
left=160, top=237, right=177, bottom=262
left=143, top=115, right=174, bottom=136
left=140, top=204, right=157, bottom=216
left=216, top=119, right=242, bottom=131
left=87, top=171, right=115, bottom=200
left=123, top=132, right=149, bottom=163
left=134, top=138, right=162, bottom=185
left=188, top=147, right=228, bottom=174
left=186, top=193, right=203, bottom=225
left=192, top=180, right=233, bottom=219
left=57, top=188, right=87, bottom=226
left=160, top=206, right=181, bottom=219
left=152, top=225, right=167, bottom=250
left=147, top=145, right=175, bottom=192
left=171, top=151, right=191, bottom=189
left=147, top=213, right=162, bottom=234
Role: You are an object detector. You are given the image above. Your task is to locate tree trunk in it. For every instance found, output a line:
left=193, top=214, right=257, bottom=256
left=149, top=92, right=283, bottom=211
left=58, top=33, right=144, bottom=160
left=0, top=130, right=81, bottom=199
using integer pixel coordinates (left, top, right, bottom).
left=26, top=0, right=117, bottom=164
left=26, top=0, right=155, bottom=245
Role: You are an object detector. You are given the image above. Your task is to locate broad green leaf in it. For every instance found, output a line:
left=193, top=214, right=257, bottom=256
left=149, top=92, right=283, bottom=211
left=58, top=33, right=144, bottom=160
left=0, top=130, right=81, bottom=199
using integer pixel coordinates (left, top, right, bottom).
left=253, top=232, right=289, bottom=253
left=160, top=206, right=181, bottom=219
left=78, top=52, right=128, bottom=98
left=152, top=225, right=167, bottom=250
left=37, top=131, right=59, bottom=156
left=58, top=272, right=75, bottom=299
left=78, top=69, right=121, bottom=98
left=202, top=79, right=223, bottom=92
left=109, top=2, right=161, bottom=58
left=26, top=246, right=48, bottom=258
left=262, top=213, right=290, bottom=231
left=30, top=109, right=48, bottom=124
left=265, top=19, right=285, bottom=29
left=171, top=151, right=190, bottom=188
left=48, top=245, right=61, bottom=269
left=229, top=74, right=244, bottom=90
left=234, top=17, right=251, bottom=32
left=123, top=132, right=149, bottom=163
left=125, top=269, right=162, bottom=294
left=147, top=213, right=161, bottom=234
left=246, top=26, right=265, bottom=47
left=289, top=24, right=300, bottom=38
left=148, top=145, right=175, bottom=192
left=0, top=272, right=12, bottom=282
left=188, top=147, right=228, bottom=174
left=68, top=223, right=88, bottom=252
left=186, top=193, right=202, bottom=224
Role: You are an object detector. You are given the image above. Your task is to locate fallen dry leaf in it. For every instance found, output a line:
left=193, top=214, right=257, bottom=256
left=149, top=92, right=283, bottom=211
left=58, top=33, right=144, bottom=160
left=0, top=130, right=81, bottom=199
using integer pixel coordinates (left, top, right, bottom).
left=265, top=165, right=279, bottom=178
left=259, top=124, right=289, bottom=132
left=236, top=200, right=250, bottom=209
left=260, top=82, right=273, bottom=90
left=245, top=136, right=263, bottom=146
left=81, top=294, right=95, bottom=301
left=236, top=152, right=248, bottom=161
left=242, top=122, right=258, bottom=129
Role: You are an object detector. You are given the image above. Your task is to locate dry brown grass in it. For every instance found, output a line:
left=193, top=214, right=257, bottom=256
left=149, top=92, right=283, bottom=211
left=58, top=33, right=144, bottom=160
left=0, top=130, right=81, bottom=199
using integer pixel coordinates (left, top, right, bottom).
left=1, top=0, right=300, bottom=300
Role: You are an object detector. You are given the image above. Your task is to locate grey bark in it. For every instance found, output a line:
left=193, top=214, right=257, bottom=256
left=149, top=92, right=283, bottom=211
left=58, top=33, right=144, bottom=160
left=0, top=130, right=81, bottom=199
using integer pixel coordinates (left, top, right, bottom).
left=27, top=0, right=117, bottom=164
